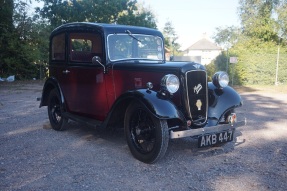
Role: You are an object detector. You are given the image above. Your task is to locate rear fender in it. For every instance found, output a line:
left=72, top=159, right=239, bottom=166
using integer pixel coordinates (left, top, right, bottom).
left=40, top=77, right=65, bottom=109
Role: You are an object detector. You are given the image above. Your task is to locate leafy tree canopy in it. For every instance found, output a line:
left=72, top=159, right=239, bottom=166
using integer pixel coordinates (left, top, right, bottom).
left=35, top=0, right=157, bottom=29
left=213, top=26, right=241, bottom=50
left=0, top=0, right=40, bottom=79
left=276, top=1, right=287, bottom=41
left=239, top=0, right=280, bottom=42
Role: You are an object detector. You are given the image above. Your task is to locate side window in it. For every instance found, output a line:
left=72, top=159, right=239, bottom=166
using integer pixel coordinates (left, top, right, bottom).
left=51, top=33, right=65, bottom=61
left=69, top=33, right=102, bottom=63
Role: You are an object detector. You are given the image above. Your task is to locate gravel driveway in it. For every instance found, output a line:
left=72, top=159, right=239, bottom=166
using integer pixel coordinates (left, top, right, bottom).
left=0, top=81, right=286, bottom=191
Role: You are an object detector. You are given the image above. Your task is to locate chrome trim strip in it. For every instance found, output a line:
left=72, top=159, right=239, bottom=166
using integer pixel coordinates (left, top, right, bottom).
left=170, top=119, right=246, bottom=139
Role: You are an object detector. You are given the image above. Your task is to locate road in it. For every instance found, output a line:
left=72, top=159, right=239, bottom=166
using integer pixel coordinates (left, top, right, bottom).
left=0, top=81, right=286, bottom=191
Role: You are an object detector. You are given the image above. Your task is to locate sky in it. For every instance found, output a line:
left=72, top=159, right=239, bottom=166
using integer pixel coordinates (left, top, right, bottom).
left=140, top=0, right=241, bottom=50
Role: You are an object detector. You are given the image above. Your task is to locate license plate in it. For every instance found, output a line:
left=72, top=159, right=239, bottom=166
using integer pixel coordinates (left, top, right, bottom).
left=198, top=130, right=234, bottom=148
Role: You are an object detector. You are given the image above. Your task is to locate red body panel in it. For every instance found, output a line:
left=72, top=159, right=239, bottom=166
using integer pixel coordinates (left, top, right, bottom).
left=59, top=65, right=109, bottom=120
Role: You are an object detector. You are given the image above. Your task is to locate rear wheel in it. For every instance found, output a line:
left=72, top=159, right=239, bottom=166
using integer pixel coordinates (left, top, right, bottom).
left=47, top=89, right=67, bottom=131
left=124, top=102, right=169, bottom=163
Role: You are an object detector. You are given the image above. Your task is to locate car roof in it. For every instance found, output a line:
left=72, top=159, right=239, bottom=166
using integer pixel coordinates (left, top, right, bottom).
left=51, top=22, right=162, bottom=37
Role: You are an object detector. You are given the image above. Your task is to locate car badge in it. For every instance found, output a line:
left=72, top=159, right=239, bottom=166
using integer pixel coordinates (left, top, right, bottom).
left=194, top=64, right=201, bottom=69
left=194, top=83, right=202, bottom=94
left=196, top=99, right=202, bottom=111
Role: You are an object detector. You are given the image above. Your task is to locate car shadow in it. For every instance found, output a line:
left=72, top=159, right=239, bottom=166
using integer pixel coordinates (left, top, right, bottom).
left=46, top=118, right=244, bottom=161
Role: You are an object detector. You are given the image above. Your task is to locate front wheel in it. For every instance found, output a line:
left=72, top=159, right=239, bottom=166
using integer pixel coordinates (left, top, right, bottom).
left=124, top=102, right=169, bottom=163
left=47, top=89, right=68, bottom=131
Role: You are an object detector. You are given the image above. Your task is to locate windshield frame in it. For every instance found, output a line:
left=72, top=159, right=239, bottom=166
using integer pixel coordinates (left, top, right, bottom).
left=107, top=33, right=165, bottom=62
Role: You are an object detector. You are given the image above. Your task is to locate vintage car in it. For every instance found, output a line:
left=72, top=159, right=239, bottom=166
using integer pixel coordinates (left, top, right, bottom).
left=39, top=22, right=245, bottom=163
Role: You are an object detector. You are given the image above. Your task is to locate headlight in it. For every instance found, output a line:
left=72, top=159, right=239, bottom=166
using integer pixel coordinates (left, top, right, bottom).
left=212, top=71, right=229, bottom=88
left=161, top=74, right=179, bottom=94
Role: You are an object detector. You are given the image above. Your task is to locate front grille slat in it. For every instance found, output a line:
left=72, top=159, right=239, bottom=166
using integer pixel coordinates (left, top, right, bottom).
left=185, top=70, right=208, bottom=125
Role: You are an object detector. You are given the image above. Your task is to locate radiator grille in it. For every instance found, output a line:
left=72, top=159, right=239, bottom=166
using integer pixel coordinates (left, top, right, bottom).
left=185, top=70, right=208, bottom=124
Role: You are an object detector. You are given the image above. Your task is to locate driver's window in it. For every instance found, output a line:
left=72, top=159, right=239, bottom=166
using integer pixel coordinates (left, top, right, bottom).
left=69, top=33, right=102, bottom=63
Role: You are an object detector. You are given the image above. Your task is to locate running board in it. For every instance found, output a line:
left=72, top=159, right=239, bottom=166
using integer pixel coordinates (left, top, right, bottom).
left=63, top=112, right=103, bottom=128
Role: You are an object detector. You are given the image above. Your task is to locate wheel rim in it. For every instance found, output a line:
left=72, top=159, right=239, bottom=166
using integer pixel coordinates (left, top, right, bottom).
left=50, top=96, right=62, bottom=124
left=129, top=109, right=156, bottom=154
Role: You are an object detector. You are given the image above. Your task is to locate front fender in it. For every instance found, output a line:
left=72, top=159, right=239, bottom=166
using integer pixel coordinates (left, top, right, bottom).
left=102, top=89, right=186, bottom=128
left=133, top=89, right=185, bottom=120
left=114, top=89, right=185, bottom=119
left=207, top=82, right=242, bottom=126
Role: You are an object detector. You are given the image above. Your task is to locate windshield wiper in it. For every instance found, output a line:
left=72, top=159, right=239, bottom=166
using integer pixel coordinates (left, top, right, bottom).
left=125, top=30, right=141, bottom=42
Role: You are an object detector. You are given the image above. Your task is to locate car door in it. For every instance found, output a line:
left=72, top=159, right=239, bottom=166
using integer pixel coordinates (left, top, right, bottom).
left=60, top=31, right=109, bottom=121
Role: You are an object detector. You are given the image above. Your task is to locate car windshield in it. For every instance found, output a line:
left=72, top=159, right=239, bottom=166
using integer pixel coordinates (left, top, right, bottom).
left=107, top=34, right=164, bottom=61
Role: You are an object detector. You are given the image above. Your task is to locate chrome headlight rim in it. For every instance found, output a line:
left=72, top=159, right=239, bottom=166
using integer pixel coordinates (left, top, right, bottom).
left=212, top=71, right=229, bottom=88
left=161, top=74, right=180, bottom=94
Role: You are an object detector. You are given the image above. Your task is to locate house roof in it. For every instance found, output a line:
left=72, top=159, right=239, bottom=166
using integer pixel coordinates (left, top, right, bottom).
left=185, top=38, right=222, bottom=51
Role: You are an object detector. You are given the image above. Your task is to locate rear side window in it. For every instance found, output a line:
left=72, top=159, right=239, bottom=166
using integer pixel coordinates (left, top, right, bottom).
left=69, top=33, right=102, bottom=63
left=51, top=33, right=65, bottom=61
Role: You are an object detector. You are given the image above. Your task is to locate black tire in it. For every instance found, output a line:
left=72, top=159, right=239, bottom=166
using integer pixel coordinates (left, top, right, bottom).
left=124, top=102, right=169, bottom=163
left=47, top=89, right=68, bottom=131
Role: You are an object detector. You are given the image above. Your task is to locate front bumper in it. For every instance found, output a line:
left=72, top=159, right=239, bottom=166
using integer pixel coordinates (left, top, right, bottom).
left=170, top=119, right=246, bottom=139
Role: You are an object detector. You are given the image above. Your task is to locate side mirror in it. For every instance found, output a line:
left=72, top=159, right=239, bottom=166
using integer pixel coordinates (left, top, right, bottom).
left=92, top=56, right=101, bottom=64
left=92, top=56, right=107, bottom=74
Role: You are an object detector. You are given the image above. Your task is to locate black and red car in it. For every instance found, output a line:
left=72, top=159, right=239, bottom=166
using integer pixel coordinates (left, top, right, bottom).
left=40, top=22, right=245, bottom=163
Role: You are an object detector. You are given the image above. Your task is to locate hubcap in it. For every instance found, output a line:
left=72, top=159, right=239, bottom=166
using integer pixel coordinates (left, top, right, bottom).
left=50, top=97, right=61, bottom=124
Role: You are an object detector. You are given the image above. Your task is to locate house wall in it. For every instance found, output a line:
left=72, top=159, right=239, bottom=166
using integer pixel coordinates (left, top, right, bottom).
left=172, top=56, right=201, bottom=63
left=184, top=49, right=221, bottom=65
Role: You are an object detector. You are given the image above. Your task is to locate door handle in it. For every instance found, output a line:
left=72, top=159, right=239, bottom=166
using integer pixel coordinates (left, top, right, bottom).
left=62, top=70, right=70, bottom=74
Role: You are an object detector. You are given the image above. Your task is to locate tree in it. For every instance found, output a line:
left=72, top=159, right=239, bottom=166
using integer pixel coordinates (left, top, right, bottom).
left=35, top=0, right=157, bottom=29
left=117, top=2, right=157, bottom=28
left=212, top=26, right=241, bottom=76
left=0, top=0, right=14, bottom=75
left=0, top=0, right=14, bottom=30
left=11, top=0, right=39, bottom=79
left=0, top=0, right=40, bottom=79
left=162, top=20, right=180, bottom=56
left=276, top=1, right=287, bottom=43
left=239, top=0, right=280, bottom=42
left=213, top=26, right=241, bottom=50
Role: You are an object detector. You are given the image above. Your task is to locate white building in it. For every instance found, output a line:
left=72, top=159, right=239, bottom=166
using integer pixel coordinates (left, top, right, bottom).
left=183, top=37, right=222, bottom=65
